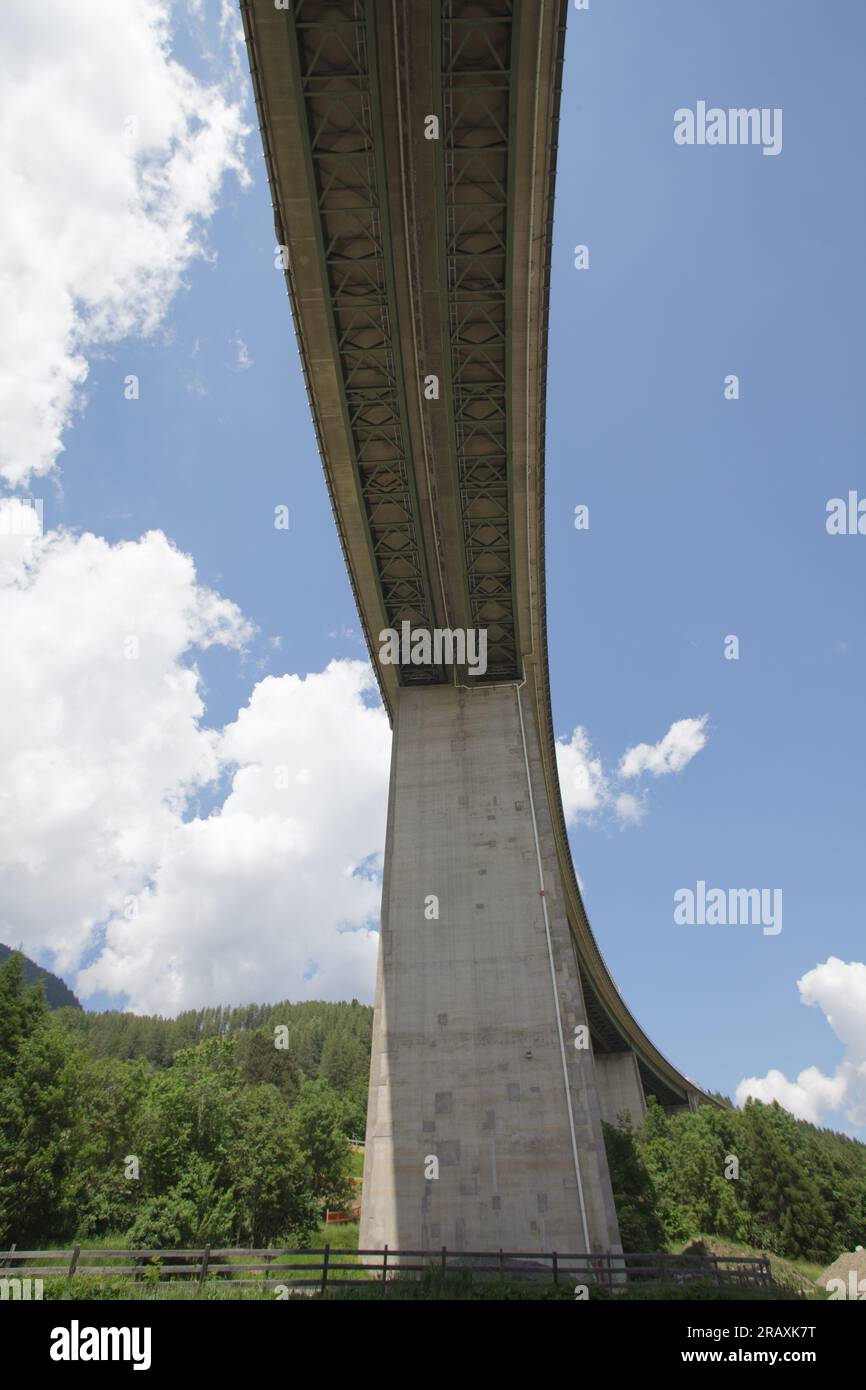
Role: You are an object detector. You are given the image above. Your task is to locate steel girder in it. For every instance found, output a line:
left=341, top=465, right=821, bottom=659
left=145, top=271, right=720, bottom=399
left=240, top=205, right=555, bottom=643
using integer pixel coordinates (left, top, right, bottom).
left=285, top=0, right=522, bottom=686
left=436, top=0, right=520, bottom=681
left=286, top=0, right=444, bottom=685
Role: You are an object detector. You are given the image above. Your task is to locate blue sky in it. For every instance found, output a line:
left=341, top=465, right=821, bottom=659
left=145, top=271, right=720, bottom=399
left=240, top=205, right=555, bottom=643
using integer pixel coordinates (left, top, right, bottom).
left=0, top=0, right=863, bottom=1134
left=547, top=0, right=865, bottom=1115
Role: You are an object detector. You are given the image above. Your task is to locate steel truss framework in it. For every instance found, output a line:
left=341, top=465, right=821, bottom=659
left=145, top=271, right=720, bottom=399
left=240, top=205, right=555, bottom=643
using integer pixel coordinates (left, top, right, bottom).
left=286, top=0, right=522, bottom=684
left=286, top=0, right=443, bottom=684
left=437, top=0, right=519, bottom=681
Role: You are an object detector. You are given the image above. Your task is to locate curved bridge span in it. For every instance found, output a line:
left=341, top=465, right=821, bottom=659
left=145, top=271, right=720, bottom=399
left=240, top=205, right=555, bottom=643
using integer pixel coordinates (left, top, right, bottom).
left=242, top=0, right=714, bottom=1255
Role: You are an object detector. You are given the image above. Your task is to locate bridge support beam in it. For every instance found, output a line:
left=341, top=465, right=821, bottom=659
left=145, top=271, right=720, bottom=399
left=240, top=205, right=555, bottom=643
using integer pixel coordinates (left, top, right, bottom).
left=595, top=1051, right=647, bottom=1129
left=360, top=682, right=622, bottom=1255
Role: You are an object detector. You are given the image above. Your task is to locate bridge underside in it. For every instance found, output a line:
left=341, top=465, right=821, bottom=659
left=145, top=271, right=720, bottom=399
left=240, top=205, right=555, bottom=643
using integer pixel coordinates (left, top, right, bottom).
left=242, top=0, right=713, bottom=1255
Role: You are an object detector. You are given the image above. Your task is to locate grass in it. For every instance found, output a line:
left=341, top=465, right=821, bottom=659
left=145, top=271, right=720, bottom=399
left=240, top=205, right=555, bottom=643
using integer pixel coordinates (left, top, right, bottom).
left=36, top=1271, right=822, bottom=1302
left=322, top=1278, right=817, bottom=1302
left=673, top=1234, right=827, bottom=1299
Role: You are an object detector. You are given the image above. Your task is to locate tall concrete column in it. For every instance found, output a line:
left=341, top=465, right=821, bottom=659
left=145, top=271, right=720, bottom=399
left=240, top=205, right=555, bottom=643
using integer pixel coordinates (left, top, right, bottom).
left=595, top=1052, right=648, bottom=1128
left=360, top=682, right=622, bottom=1255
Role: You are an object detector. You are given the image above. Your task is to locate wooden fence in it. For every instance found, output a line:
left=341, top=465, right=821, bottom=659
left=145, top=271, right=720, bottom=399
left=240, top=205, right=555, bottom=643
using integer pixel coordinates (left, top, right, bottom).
left=0, top=1245, right=772, bottom=1292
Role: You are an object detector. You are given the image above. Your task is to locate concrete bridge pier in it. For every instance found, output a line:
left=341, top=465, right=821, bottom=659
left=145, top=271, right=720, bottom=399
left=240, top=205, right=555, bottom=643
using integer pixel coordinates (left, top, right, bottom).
left=360, top=682, right=623, bottom=1256
left=595, top=1051, right=648, bottom=1129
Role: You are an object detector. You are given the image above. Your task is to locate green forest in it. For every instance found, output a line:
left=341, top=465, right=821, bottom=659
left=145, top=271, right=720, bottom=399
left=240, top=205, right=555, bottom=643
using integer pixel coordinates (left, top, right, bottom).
left=0, top=952, right=370, bottom=1250
left=1, top=950, right=864, bottom=1261
left=604, top=1099, right=866, bottom=1262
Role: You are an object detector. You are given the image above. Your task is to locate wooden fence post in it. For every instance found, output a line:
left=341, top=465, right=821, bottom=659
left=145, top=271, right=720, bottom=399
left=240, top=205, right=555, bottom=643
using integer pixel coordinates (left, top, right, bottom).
left=440, top=1245, right=447, bottom=1276
left=320, top=1244, right=330, bottom=1296
left=381, top=1245, right=388, bottom=1296
left=552, top=1251, right=558, bottom=1285
left=67, top=1245, right=80, bottom=1280
left=198, top=1246, right=211, bottom=1290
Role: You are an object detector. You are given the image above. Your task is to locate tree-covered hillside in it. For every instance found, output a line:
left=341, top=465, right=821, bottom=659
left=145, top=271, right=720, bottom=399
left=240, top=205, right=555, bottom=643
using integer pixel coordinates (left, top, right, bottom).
left=0, top=943, right=81, bottom=1010
left=55, top=997, right=372, bottom=1086
left=2, top=948, right=864, bottom=1263
left=604, top=1097, right=866, bottom=1263
left=0, top=953, right=369, bottom=1249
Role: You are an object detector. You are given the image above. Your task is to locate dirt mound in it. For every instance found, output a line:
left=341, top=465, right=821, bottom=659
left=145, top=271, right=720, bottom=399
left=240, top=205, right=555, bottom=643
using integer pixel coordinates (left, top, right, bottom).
left=817, top=1248, right=866, bottom=1292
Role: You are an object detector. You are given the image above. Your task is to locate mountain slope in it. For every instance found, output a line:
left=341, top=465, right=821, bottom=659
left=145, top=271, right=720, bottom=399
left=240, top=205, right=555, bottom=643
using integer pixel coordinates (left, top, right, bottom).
left=0, top=943, right=81, bottom=1010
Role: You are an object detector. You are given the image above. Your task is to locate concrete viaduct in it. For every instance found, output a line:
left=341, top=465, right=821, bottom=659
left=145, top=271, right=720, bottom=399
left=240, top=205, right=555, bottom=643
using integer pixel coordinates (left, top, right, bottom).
left=241, top=0, right=711, bottom=1257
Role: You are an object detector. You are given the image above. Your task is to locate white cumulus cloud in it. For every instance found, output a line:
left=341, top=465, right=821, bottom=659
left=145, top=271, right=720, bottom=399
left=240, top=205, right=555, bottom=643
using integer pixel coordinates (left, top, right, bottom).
left=556, top=715, right=707, bottom=829
left=0, top=510, right=252, bottom=970
left=556, top=727, right=608, bottom=822
left=78, top=661, right=390, bottom=1013
left=0, top=509, right=393, bottom=1010
left=737, top=958, right=866, bottom=1130
left=619, top=716, right=708, bottom=779
left=0, top=0, right=248, bottom=486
